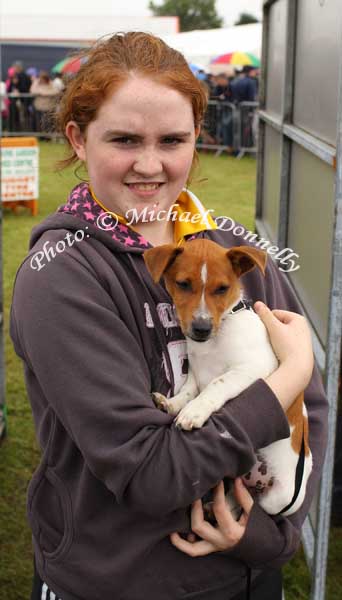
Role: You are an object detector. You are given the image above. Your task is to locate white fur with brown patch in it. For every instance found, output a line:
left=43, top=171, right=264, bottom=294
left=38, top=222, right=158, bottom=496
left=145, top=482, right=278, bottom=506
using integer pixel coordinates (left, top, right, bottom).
left=144, top=239, right=312, bottom=516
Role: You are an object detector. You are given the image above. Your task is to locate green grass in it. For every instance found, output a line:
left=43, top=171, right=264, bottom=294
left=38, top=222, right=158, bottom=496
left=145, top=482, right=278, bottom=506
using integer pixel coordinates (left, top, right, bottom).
left=0, top=142, right=340, bottom=599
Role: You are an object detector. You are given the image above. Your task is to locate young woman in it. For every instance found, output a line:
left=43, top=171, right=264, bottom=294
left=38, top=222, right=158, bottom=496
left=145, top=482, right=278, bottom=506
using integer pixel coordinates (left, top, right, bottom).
left=10, top=32, right=327, bottom=600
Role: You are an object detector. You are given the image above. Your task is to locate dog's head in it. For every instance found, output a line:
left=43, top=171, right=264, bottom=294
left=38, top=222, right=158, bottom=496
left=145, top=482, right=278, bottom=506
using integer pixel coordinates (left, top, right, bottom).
left=143, top=239, right=267, bottom=342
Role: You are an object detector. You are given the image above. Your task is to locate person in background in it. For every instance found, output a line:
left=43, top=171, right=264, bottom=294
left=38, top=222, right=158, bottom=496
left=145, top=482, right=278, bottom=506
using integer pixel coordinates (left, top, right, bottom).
left=205, top=72, right=216, bottom=96
left=0, top=79, right=9, bottom=129
left=230, top=65, right=259, bottom=149
left=210, top=72, right=234, bottom=152
left=6, top=66, right=22, bottom=131
left=6, top=61, right=33, bottom=131
left=52, top=72, right=65, bottom=93
left=30, top=71, right=57, bottom=137
left=13, top=61, right=32, bottom=94
left=26, top=67, right=38, bottom=81
left=211, top=72, right=231, bottom=101
left=230, top=65, right=258, bottom=104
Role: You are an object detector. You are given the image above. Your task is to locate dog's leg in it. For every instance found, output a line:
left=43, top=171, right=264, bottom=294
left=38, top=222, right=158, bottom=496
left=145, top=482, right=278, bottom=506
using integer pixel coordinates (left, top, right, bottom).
left=257, top=439, right=313, bottom=516
left=153, top=367, right=199, bottom=416
left=175, top=368, right=258, bottom=430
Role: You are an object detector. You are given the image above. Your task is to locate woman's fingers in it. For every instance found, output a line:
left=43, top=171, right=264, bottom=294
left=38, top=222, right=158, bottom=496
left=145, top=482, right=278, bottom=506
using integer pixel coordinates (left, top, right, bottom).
left=238, top=512, right=249, bottom=527
left=170, top=532, right=216, bottom=557
left=191, top=493, right=240, bottom=549
left=254, top=301, right=280, bottom=326
left=271, top=309, right=296, bottom=324
left=210, top=482, right=246, bottom=547
left=191, top=499, right=223, bottom=543
left=211, top=481, right=236, bottom=529
left=254, top=301, right=313, bottom=384
left=233, top=478, right=254, bottom=514
left=171, top=480, right=251, bottom=556
left=255, top=302, right=298, bottom=326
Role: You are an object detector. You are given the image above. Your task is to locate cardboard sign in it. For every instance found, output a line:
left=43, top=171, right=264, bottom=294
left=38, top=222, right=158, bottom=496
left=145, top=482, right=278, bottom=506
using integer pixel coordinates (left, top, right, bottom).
left=0, top=138, right=39, bottom=202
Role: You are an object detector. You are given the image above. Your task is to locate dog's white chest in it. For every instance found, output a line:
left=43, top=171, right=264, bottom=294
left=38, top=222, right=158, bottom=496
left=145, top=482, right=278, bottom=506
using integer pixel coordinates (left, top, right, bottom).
left=187, top=309, right=278, bottom=392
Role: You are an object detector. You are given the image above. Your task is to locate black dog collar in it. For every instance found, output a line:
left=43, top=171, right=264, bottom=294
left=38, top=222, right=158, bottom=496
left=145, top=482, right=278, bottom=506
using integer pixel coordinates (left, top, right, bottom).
left=228, top=299, right=254, bottom=314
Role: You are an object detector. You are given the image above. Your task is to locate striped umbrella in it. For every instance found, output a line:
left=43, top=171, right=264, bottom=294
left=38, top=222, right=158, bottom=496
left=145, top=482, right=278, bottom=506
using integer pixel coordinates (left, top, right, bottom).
left=189, top=62, right=207, bottom=74
left=211, top=52, right=260, bottom=67
left=52, top=55, right=87, bottom=74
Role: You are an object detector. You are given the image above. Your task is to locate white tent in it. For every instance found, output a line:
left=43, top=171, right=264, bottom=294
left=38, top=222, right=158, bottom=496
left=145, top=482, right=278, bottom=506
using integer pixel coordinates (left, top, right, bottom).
left=161, top=23, right=262, bottom=70
left=2, top=14, right=178, bottom=41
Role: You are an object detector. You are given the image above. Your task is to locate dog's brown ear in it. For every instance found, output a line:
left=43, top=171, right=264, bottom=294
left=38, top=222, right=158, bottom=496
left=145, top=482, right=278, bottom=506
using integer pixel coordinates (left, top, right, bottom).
left=143, top=245, right=184, bottom=283
left=226, top=246, right=267, bottom=277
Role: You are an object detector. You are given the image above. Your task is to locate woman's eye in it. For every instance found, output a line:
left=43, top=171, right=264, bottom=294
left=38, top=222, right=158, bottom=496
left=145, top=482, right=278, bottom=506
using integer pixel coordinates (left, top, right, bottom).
left=162, top=137, right=183, bottom=145
left=111, top=137, right=135, bottom=144
left=213, top=285, right=229, bottom=295
left=176, top=280, right=192, bottom=291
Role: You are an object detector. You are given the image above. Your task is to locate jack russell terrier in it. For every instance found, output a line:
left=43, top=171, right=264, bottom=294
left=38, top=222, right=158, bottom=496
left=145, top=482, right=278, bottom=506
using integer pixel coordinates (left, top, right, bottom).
left=144, top=239, right=312, bottom=516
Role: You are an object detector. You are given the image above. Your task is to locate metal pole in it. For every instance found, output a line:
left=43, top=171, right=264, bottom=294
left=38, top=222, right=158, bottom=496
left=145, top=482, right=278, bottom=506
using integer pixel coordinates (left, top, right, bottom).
left=0, top=41, right=6, bottom=440
left=310, top=42, right=342, bottom=600
left=278, top=0, right=297, bottom=249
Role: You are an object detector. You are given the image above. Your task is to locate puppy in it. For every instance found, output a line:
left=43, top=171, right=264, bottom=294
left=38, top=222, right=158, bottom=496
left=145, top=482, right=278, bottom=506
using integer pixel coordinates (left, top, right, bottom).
left=144, top=239, right=312, bottom=516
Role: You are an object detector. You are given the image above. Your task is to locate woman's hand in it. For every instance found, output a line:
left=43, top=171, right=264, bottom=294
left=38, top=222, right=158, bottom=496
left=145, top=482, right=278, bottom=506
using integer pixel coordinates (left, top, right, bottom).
left=254, top=302, right=313, bottom=374
left=254, top=301, right=314, bottom=411
left=170, top=479, right=253, bottom=557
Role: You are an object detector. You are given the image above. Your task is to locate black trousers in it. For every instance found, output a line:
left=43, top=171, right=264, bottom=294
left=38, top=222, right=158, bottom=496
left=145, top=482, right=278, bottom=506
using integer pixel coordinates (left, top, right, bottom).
left=31, top=561, right=282, bottom=600
left=233, top=568, right=282, bottom=599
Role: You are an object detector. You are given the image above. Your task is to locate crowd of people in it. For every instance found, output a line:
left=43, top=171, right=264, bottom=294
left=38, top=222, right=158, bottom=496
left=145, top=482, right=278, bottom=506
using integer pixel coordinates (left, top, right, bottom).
left=193, top=66, right=259, bottom=152
left=197, top=65, right=259, bottom=104
left=1, top=60, right=259, bottom=151
left=1, top=61, right=64, bottom=134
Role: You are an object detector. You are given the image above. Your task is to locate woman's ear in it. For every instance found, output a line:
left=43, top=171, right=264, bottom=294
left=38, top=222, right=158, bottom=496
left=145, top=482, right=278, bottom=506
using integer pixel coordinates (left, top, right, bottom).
left=65, top=121, right=87, bottom=162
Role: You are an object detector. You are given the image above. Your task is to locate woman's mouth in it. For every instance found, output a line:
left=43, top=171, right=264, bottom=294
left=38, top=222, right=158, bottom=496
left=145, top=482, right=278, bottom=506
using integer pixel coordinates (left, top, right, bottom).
left=125, top=182, right=165, bottom=197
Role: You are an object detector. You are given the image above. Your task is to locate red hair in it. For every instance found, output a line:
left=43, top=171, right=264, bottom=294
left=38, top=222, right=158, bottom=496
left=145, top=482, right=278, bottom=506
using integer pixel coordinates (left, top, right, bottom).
left=55, top=31, right=208, bottom=179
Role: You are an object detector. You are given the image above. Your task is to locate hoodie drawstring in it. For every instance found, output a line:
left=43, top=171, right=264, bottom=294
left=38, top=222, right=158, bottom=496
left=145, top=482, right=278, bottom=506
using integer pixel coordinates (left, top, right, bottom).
left=246, top=566, right=252, bottom=599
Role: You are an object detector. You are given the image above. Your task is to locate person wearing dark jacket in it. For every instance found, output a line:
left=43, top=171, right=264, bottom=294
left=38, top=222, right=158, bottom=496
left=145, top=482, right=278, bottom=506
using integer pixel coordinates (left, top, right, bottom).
left=230, top=66, right=258, bottom=104
left=10, top=32, right=327, bottom=600
left=7, top=61, right=33, bottom=131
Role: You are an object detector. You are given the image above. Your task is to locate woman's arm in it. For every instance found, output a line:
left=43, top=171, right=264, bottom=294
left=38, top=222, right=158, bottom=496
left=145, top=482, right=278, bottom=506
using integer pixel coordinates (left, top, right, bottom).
left=10, top=244, right=291, bottom=518
left=257, top=302, right=314, bottom=411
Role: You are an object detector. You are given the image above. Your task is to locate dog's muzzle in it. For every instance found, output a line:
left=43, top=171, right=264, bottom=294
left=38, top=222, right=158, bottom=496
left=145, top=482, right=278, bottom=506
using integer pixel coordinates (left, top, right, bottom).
left=190, top=317, right=213, bottom=342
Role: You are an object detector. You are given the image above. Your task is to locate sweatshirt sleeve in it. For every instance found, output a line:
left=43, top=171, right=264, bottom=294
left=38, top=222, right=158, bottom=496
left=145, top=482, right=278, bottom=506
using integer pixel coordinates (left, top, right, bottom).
left=10, top=247, right=290, bottom=518
left=224, top=255, right=328, bottom=569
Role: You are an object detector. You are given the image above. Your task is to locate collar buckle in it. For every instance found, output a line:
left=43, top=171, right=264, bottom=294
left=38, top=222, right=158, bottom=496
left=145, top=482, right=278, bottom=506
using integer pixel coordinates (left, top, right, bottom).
left=229, top=299, right=253, bottom=314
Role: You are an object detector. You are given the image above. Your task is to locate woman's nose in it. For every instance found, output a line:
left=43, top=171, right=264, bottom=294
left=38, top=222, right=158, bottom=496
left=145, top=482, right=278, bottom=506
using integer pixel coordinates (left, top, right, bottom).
left=132, top=148, right=163, bottom=177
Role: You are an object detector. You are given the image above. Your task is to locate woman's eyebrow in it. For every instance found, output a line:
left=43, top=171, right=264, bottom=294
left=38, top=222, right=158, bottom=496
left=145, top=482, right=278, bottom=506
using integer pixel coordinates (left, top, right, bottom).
left=103, top=129, right=192, bottom=138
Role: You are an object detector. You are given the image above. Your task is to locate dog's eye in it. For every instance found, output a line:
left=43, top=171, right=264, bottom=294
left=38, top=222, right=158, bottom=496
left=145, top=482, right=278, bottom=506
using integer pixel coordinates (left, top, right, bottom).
left=176, top=280, right=192, bottom=291
left=213, top=285, right=229, bottom=295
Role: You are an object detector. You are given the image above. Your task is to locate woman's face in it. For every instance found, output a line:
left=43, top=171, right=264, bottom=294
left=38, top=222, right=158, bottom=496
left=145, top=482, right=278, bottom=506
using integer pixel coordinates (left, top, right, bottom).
left=67, top=75, right=199, bottom=220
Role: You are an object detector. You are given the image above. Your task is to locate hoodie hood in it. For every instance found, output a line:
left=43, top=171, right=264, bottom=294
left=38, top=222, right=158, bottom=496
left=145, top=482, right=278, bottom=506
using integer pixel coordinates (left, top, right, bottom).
left=29, top=182, right=216, bottom=253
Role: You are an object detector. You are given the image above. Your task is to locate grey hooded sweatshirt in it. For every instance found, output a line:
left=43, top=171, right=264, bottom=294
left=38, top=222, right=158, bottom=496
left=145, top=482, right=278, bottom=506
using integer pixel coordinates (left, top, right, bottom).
left=10, top=184, right=328, bottom=600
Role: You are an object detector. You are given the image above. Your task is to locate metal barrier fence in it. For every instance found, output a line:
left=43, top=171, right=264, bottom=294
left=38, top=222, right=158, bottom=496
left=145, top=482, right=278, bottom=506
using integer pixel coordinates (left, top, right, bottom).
left=1, top=94, right=259, bottom=154
left=197, top=99, right=258, bottom=157
left=1, top=92, right=59, bottom=138
left=257, top=1, right=342, bottom=598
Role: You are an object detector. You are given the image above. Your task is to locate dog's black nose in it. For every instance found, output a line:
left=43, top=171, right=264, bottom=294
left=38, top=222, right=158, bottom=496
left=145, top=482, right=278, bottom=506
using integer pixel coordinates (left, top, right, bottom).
left=191, top=320, right=212, bottom=342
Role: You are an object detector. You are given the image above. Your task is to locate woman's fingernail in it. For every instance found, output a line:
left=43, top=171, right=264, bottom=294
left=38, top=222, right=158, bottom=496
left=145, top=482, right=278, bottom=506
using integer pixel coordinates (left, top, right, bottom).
left=255, top=302, right=268, bottom=314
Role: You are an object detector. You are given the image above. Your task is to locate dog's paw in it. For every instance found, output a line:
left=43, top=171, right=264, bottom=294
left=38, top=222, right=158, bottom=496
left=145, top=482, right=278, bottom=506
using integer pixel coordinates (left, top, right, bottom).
left=152, top=392, right=179, bottom=416
left=152, top=392, right=169, bottom=412
left=174, top=401, right=209, bottom=430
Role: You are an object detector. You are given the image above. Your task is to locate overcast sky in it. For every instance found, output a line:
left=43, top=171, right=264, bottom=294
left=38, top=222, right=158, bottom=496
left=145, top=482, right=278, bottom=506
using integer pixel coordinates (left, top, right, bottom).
left=1, top=0, right=263, bottom=27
